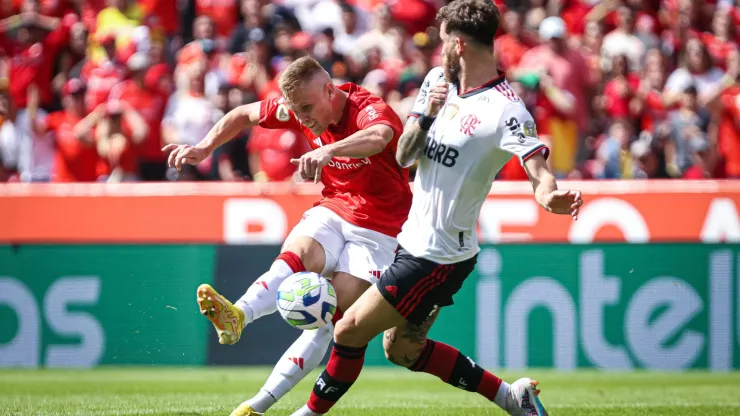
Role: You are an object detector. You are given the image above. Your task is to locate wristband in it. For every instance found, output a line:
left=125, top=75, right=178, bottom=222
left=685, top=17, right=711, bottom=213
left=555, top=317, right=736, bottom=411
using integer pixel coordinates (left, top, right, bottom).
left=418, top=115, right=436, bottom=131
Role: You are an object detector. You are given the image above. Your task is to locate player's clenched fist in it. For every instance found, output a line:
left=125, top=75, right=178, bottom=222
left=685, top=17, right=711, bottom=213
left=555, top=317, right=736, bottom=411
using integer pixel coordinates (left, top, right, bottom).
left=425, top=82, right=448, bottom=118
left=162, top=144, right=209, bottom=171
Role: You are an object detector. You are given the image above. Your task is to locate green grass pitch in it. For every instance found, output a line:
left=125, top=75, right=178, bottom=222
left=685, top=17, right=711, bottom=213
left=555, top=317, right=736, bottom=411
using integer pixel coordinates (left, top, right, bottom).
left=1, top=367, right=739, bottom=415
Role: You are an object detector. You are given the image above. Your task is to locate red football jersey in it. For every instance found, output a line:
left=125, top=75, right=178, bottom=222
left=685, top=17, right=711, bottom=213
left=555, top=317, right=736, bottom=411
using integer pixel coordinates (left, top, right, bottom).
left=258, top=83, right=411, bottom=237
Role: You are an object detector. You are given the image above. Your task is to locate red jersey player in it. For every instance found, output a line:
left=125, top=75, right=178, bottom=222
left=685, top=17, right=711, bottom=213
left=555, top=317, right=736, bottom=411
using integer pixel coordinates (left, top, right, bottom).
left=163, top=56, right=411, bottom=416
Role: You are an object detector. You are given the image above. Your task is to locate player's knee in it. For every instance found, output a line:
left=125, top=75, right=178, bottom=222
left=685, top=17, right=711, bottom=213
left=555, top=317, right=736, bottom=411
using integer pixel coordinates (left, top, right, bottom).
left=333, top=313, right=362, bottom=346
left=282, top=236, right=326, bottom=273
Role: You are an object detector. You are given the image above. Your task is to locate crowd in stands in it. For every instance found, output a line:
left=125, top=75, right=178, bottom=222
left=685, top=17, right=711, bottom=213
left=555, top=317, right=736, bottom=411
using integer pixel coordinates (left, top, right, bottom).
left=0, top=0, right=739, bottom=182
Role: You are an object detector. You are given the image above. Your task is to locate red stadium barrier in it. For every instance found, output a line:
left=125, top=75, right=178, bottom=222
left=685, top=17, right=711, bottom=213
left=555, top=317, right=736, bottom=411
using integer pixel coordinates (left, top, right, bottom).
left=1, top=180, right=739, bottom=244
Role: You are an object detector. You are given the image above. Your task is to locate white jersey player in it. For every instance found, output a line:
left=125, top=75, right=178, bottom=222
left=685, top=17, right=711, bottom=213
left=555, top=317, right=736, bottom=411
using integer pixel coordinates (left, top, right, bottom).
left=398, top=66, right=550, bottom=264
left=289, top=1, right=583, bottom=416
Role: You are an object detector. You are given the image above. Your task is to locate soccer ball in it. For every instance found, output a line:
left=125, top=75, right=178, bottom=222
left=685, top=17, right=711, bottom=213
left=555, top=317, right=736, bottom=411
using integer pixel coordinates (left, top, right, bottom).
left=276, top=272, right=337, bottom=330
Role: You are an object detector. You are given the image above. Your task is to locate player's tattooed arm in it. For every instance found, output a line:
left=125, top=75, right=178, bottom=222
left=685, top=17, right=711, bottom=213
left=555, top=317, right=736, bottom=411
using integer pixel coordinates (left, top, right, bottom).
left=395, top=120, right=428, bottom=168
left=397, top=81, right=448, bottom=167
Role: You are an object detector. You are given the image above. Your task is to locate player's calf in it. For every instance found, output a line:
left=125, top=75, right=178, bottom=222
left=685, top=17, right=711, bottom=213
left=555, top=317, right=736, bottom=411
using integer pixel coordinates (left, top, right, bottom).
left=382, top=310, right=439, bottom=367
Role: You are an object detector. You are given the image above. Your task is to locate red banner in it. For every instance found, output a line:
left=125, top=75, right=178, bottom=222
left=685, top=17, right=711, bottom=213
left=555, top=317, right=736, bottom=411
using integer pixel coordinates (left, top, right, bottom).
left=2, top=180, right=739, bottom=244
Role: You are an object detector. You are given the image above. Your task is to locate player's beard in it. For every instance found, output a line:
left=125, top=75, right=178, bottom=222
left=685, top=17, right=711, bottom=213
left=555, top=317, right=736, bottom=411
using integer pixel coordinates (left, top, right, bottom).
left=443, top=46, right=461, bottom=86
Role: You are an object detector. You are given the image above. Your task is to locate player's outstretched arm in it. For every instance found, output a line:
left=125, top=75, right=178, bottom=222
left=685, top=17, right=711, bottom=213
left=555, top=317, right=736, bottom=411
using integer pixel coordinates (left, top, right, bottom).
left=523, top=153, right=583, bottom=220
left=163, top=101, right=261, bottom=171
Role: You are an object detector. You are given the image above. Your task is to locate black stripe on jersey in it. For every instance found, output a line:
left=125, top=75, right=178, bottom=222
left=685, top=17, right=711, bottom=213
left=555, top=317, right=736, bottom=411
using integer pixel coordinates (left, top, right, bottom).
left=458, top=72, right=506, bottom=98
left=521, top=144, right=551, bottom=162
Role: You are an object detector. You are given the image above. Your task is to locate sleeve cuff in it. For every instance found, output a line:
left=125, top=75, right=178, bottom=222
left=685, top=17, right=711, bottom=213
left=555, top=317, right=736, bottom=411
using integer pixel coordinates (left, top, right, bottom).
left=520, top=144, right=550, bottom=164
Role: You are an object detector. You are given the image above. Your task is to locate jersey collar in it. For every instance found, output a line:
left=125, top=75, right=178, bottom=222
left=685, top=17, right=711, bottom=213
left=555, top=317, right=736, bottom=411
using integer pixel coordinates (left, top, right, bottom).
left=328, top=83, right=354, bottom=134
left=458, top=72, right=506, bottom=98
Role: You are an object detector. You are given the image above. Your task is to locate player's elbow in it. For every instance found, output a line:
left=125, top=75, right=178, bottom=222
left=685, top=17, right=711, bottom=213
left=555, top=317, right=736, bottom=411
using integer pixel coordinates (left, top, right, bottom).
left=395, top=148, right=417, bottom=168
left=368, top=131, right=390, bottom=154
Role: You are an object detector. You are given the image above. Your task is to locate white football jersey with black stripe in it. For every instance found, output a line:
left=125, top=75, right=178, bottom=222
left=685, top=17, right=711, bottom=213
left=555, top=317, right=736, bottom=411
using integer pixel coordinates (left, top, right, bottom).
left=397, top=67, right=549, bottom=264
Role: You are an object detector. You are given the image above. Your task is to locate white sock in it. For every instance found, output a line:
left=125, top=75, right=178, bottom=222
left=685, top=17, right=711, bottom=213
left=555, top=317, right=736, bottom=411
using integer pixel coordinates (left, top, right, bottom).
left=248, top=324, right=334, bottom=413
left=243, top=389, right=277, bottom=413
left=493, top=381, right=511, bottom=410
left=290, top=404, right=323, bottom=416
left=235, top=259, right=295, bottom=326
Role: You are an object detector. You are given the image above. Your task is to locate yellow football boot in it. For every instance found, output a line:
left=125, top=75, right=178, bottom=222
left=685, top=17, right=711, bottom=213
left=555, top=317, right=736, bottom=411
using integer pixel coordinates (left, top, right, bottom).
left=230, top=403, right=263, bottom=416
left=196, top=284, right=245, bottom=345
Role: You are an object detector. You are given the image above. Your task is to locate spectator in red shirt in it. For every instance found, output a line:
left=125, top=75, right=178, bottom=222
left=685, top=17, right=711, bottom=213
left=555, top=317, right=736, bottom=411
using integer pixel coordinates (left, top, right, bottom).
left=716, top=50, right=740, bottom=178
left=109, top=52, right=167, bottom=180
left=703, top=6, right=737, bottom=70
left=1, top=11, right=74, bottom=109
left=31, top=78, right=100, bottom=182
left=228, top=28, right=273, bottom=100
left=195, top=0, right=238, bottom=48
left=494, top=10, right=532, bottom=73
left=93, top=100, right=144, bottom=182
left=633, top=47, right=668, bottom=133
left=600, top=54, right=641, bottom=120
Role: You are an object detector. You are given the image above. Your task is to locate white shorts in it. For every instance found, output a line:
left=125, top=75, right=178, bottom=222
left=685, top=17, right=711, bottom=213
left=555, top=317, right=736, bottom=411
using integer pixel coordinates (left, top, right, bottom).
left=283, top=206, right=397, bottom=284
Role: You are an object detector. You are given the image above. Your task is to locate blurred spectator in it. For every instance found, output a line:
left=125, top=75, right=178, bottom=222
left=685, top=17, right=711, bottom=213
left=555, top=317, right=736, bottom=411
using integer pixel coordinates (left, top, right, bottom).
left=289, top=0, right=366, bottom=36
left=630, top=134, right=662, bottom=179
left=1, top=10, right=75, bottom=110
left=354, top=4, right=400, bottom=61
left=228, top=28, right=273, bottom=100
left=599, top=54, right=640, bottom=120
left=194, top=0, right=238, bottom=47
left=716, top=50, right=740, bottom=178
left=601, top=6, right=646, bottom=72
left=92, top=100, right=144, bottom=182
left=0, top=91, right=17, bottom=179
left=30, top=78, right=99, bottom=182
left=162, top=59, right=215, bottom=180
left=90, top=0, right=142, bottom=66
left=682, top=136, right=720, bottom=179
left=494, top=10, right=532, bottom=73
left=333, top=2, right=363, bottom=57
left=703, top=5, right=738, bottom=70
left=666, top=84, right=711, bottom=176
left=595, top=119, right=634, bottom=179
left=12, top=84, right=54, bottom=181
left=516, top=16, right=594, bottom=177
left=208, top=81, right=250, bottom=180
left=109, top=52, right=166, bottom=180
left=664, top=37, right=725, bottom=107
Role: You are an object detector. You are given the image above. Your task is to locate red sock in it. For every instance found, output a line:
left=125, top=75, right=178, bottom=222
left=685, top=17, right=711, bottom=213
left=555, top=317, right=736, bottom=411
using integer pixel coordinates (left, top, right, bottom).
left=307, top=343, right=367, bottom=413
left=410, top=340, right=502, bottom=401
left=276, top=251, right=306, bottom=273
left=331, top=307, right=344, bottom=325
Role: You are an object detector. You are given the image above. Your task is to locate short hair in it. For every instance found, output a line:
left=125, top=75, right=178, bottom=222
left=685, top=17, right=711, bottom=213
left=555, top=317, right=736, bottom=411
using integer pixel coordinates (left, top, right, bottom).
left=437, top=0, right=500, bottom=47
left=278, top=56, right=329, bottom=97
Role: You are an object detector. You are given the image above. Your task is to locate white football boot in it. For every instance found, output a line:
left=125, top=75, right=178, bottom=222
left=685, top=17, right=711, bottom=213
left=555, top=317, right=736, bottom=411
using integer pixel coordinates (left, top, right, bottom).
left=503, top=378, right=549, bottom=416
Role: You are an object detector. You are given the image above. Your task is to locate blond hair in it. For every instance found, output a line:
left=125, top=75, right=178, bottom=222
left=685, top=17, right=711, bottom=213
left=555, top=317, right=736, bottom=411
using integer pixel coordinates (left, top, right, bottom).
left=278, top=56, right=329, bottom=97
